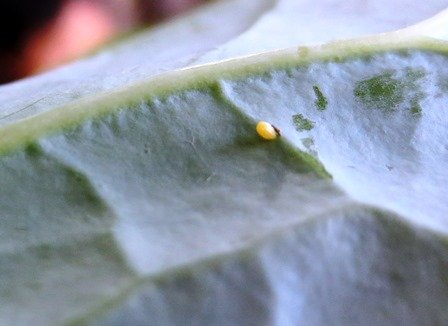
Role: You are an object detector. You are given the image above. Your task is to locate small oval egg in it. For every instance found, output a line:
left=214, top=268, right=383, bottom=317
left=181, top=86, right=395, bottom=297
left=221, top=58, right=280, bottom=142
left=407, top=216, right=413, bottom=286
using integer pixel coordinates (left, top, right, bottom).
left=256, top=121, right=280, bottom=140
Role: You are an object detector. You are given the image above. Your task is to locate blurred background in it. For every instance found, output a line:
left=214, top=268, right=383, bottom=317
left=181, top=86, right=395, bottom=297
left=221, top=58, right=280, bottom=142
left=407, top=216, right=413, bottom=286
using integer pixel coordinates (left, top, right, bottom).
left=0, top=0, right=207, bottom=84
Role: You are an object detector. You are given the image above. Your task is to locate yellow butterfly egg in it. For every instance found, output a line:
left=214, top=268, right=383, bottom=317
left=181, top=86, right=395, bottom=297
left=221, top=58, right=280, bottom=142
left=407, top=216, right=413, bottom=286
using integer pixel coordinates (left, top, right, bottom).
left=256, top=121, right=280, bottom=140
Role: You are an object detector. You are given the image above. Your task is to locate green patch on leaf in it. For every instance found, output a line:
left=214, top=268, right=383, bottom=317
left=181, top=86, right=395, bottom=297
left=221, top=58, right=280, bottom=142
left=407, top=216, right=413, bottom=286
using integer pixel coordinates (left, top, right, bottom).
left=313, top=86, right=328, bottom=110
left=301, top=137, right=317, bottom=156
left=301, top=137, right=314, bottom=149
left=354, top=67, right=427, bottom=114
left=437, top=76, right=448, bottom=93
left=354, top=71, right=404, bottom=111
left=292, top=114, right=315, bottom=131
left=404, top=67, right=426, bottom=117
left=410, top=101, right=422, bottom=117
left=405, top=67, right=426, bottom=82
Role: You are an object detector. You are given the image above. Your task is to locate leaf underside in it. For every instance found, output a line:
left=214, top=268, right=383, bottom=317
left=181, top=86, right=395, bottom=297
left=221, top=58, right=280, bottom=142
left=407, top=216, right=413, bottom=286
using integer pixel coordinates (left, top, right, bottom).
left=0, top=41, right=448, bottom=324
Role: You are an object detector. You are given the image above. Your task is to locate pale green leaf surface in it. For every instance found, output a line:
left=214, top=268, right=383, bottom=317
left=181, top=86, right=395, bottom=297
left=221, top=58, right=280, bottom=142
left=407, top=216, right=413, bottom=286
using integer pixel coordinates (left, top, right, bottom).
left=0, top=0, right=273, bottom=126
left=94, top=209, right=448, bottom=325
left=1, top=38, right=448, bottom=324
left=1, top=0, right=447, bottom=127
left=1, top=0, right=448, bottom=325
left=192, top=0, right=448, bottom=63
left=219, top=48, right=448, bottom=232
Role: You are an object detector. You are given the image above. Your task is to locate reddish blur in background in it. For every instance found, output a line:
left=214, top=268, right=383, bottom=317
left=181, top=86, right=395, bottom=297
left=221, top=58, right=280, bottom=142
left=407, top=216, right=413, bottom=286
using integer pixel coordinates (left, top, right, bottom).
left=0, top=0, right=206, bottom=84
